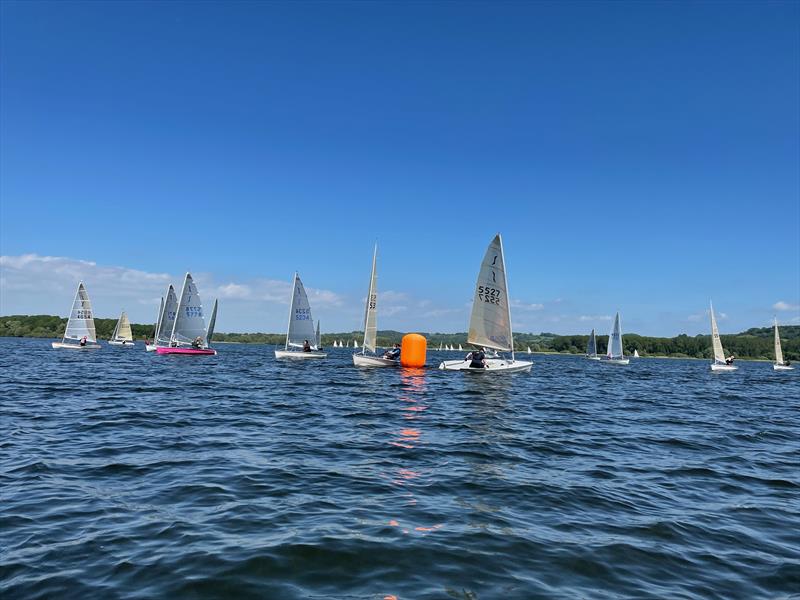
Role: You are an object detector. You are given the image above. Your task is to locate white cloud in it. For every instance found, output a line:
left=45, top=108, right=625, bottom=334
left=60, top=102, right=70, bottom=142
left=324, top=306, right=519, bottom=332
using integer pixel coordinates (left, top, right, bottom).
left=579, top=315, right=612, bottom=322
left=215, top=283, right=252, bottom=299
left=773, top=301, right=800, bottom=311
left=511, top=299, right=544, bottom=311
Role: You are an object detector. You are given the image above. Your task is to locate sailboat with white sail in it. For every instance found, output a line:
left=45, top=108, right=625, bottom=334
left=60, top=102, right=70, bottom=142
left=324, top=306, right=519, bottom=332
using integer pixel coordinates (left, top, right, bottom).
left=108, top=311, right=135, bottom=346
left=773, top=317, right=793, bottom=371
left=52, top=282, right=101, bottom=349
left=275, top=273, right=326, bottom=359
left=586, top=328, right=600, bottom=360
left=206, top=298, right=218, bottom=348
left=150, top=285, right=178, bottom=351
left=600, top=312, right=629, bottom=365
left=439, top=234, right=532, bottom=373
left=157, top=273, right=216, bottom=355
left=633, top=349, right=640, bottom=358
left=458, top=344, right=463, bottom=351
left=145, top=296, right=164, bottom=352
left=709, top=301, right=735, bottom=371
left=527, top=346, right=532, bottom=354
left=353, top=246, right=397, bottom=367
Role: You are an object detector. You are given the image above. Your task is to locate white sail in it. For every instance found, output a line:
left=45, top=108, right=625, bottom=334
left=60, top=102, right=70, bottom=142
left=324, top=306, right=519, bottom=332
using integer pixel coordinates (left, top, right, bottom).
left=170, top=273, right=208, bottom=346
left=607, top=312, right=624, bottom=359
left=709, top=301, right=726, bottom=364
left=316, top=320, right=321, bottom=348
left=113, top=311, right=133, bottom=342
left=63, top=282, right=97, bottom=342
left=587, top=329, right=597, bottom=357
left=205, top=299, right=218, bottom=346
left=285, top=273, right=317, bottom=349
left=153, top=297, right=164, bottom=340
left=157, top=285, right=178, bottom=345
left=527, top=346, right=532, bottom=353
left=774, top=318, right=784, bottom=365
left=467, top=234, right=513, bottom=353
left=359, top=245, right=378, bottom=353
left=633, top=349, right=640, bottom=358
left=438, top=342, right=443, bottom=351
left=353, top=339, right=358, bottom=348
left=458, top=344, right=463, bottom=351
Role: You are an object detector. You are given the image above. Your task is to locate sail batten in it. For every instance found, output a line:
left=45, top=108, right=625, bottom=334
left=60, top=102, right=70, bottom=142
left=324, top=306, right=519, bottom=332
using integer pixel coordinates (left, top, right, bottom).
left=467, top=234, right=513, bottom=352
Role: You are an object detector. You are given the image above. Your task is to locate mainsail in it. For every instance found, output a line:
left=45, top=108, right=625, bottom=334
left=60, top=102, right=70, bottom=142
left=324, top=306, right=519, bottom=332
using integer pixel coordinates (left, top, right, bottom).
left=774, top=318, right=784, bottom=365
left=709, top=301, right=726, bottom=364
left=467, top=234, right=513, bottom=353
left=64, top=282, right=97, bottom=343
left=361, top=245, right=379, bottom=353
left=113, top=311, right=133, bottom=342
left=587, top=329, right=597, bottom=357
left=206, top=299, right=218, bottom=346
left=607, top=312, right=624, bottom=359
left=286, top=273, right=317, bottom=349
left=171, top=273, right=208, bottom=346
left=157, top=285, right=178, bottom=345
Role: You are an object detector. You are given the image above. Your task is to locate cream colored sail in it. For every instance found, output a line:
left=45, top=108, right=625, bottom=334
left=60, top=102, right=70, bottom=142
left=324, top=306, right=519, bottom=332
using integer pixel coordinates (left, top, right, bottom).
left=114, top=311, right=133, bottom=342
left=774, top=318, right=784, bottom=365
left=709, top=301, right=726, bottom=364
left=467, top=234, right=512, bottom=353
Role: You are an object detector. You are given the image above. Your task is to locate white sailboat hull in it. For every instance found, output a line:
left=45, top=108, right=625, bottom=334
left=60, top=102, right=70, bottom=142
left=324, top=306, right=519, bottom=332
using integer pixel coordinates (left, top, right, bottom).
left=711, top=363, right=737, bottom=372
left=600, top=358, right=629, bottom=365
left=773, top=364, right=794, bottom=371
left=108, top=340, right=135, bottom=346
left=275, top=349, right=327, bottom=359
left=586, top=355, right=601, bottom=361
left=352, top=354, right=398, bottom=368
left=52, top=341, right=101, bottom=350
left=438, top=358, right=532, bottom=373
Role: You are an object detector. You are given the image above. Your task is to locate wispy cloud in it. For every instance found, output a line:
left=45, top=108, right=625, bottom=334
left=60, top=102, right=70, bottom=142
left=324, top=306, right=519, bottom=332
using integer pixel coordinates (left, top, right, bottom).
left=511, top=299, right=544, bottom=311
left=773, top=301, right=800, bottom=311
left=579, top=315, right=612, bottom=322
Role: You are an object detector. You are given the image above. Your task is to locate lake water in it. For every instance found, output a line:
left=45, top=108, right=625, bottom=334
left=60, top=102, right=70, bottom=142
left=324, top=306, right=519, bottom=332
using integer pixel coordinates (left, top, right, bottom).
left=1, top=337, right=798, bottom=599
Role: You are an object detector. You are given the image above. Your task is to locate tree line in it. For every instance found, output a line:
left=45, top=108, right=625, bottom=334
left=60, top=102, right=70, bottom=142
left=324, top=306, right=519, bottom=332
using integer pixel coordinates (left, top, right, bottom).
left=2, top=315, right=797, bottom=360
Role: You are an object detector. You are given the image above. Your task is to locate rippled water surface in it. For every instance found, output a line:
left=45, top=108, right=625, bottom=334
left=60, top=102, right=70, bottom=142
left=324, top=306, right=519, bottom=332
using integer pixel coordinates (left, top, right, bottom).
left=2, top=337, right=799, bottom=599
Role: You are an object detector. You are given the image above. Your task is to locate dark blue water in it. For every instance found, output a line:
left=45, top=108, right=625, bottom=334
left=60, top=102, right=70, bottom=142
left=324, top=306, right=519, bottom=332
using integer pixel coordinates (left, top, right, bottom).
left=2, top=337, right=799, bottom=599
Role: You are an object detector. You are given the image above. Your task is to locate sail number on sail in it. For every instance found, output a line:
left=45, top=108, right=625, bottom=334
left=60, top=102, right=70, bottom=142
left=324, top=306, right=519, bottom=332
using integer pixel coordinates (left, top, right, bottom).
left=185, top=307, right=203, bottom=317
left=295, top=308, right=311, bottom=320
left=75, top=310, right=92, bottom=319
left=477, top=285, right=502, bottom=305
left=369, top=294, right=376, bottom=310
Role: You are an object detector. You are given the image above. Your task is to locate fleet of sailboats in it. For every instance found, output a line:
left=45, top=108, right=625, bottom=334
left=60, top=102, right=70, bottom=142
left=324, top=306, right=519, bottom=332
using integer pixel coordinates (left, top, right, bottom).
left=353, top=245, right=398, bottom=367
left=108, top=311, right=135, bottom=346
left=275, top=273, right=326, bottom=359
left=156, top=273, right=217, bottom=355
left=52, top=282, right=101, bottom=349
left=439, top=234, right=532, bottom=372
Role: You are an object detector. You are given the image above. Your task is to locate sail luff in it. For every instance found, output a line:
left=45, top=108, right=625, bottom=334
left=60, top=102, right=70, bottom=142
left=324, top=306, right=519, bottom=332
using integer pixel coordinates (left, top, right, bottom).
left=774, top=318, right=784, bottom=365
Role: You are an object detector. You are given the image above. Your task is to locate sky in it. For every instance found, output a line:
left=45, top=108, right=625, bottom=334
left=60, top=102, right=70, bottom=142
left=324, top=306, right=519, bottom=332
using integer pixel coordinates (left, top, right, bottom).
left=1, top=0, right=798, bottom=336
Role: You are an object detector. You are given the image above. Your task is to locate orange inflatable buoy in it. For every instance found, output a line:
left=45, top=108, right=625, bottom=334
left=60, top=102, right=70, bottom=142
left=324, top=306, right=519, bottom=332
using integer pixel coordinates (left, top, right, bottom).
left=400, top=333, right=427, bottom=368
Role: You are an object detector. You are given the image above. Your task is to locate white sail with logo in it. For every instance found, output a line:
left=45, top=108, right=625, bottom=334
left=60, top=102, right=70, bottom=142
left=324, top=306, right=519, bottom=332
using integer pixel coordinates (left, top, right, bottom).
left=607, top=313, right=624, bottom=359
left=156, top=285, right=178, bottom=346
left=709, top=302, right=727, bottom=365
left=64, top=282, right=97, bottom=342
left=205, top=299, right=218, bottom=346
left=170, top=273, right=208, bottom=347
left=467, top=234, right=512, bottom=352
left=285, top=273, right=317, bottom=349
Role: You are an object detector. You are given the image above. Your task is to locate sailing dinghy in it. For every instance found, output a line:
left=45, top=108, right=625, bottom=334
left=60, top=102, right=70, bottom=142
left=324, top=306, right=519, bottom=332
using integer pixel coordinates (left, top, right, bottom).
left=709, top=301, right=735, bottom=371
left=601, top=312, right=629, bottom=365
left=527, top=346, right=532, bottom=354
left=354, top=245, right=398, bottom=367
left=52, top=282, right=101, bottom=349
left=633, top=349, right=640, bottom=358
left=275, top=273, right=326, bottom=359
left=439, top=234, right=532, bottom=373
left=156, top=273, right=216, bottom=355
left=773, top=318, right=793, bottom=371
left=145, top=297, right=164, bottom=352
left=108, top=311, right=135, bottom=346
left=586, top=328, right=600, bottom=360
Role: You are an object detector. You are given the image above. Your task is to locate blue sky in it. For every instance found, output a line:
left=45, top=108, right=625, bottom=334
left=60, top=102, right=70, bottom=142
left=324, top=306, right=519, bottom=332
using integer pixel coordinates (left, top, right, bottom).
left=1, top=0, right=798, bottom=336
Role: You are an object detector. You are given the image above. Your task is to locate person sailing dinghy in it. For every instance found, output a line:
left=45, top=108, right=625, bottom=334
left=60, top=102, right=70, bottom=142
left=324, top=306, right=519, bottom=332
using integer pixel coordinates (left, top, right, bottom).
left=773, top=317, right=793, bottom=371
left=275, top=273, right=326, bottom=359
left=439, top=234, right=532, bottom=373
left=600, top=312, right=629, bottom=365
left=108, top=311, right=135, bottom=346
left=353, top=245, right=398, bottom=367
left=52, top=282, right=101, bottom=349
left=156, top=273, right=216, bottom=355
left=709, top=301, right=736, bottom=371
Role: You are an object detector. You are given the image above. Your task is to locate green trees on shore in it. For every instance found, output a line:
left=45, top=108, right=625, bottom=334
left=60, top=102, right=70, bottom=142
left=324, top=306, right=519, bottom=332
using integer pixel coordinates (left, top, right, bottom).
left=1, top=315, right=797, bottom=360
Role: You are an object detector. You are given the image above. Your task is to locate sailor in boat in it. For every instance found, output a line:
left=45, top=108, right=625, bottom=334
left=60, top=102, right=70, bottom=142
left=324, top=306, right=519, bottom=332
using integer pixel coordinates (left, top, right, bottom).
left=466, top=348, right=487, bottom=369
left=383, top=344, right=401, bottom=361
left=725, top=354, right=736, bottom=365
left=192, top=336, right=203, bottom=349
left=303, top=340, right=311, bottom=352
left=80, top=336, right=87, bottom=347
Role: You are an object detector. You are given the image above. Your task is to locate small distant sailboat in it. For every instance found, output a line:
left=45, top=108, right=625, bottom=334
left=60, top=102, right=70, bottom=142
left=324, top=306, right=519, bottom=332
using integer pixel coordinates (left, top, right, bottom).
left=439, top=234, right=532, bottom=373
left=275, top=273, right=326, bottom=359
left=157, top=273, right=217, bottom=355
left=354, top=245, right=398, bottom=367
left=586, top=328, right=600, bottom=360
left=438, top=342, right=443, bottom=351
left=633, top=349, right=640, bottom=358
left=145, top=297, right=164, bottom=352
left=52, top=282, right=101, bottom=349
left=601, top=313, right=629, bottom=365
left=709, top=301, right=736, bottom=371
left=108, top=311, right=135, bottom=346
left=527, top=346, right=532, bottom=354
left=353, top=339, right=358, bottom=348
left=458, top=344, right=463, bottom=351
left=773, top=317, right=793, bottom=371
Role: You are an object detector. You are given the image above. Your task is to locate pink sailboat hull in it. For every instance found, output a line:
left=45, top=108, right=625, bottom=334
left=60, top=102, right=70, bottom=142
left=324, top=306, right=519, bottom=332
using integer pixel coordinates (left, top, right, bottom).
left=156, top=347, right=217, bottom=356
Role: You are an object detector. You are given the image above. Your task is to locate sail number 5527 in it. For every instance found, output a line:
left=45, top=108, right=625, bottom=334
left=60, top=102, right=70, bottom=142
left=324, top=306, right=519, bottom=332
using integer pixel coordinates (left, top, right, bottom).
left=477, top=286, right=501, bottom=305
